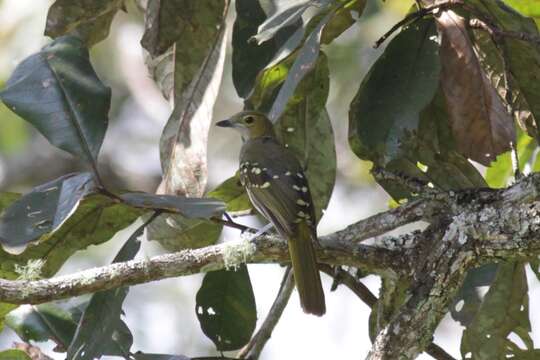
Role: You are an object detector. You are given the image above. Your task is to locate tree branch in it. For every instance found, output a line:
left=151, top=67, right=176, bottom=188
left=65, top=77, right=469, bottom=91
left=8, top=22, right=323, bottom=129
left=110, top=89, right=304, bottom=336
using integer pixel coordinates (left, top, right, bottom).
left=2, top=173, right=540, bottom=360
left=365, top=175, right=540, bottom=359
left=238, top=267, right=295, bottom=359
left=0, top=231, right=405, bottom=304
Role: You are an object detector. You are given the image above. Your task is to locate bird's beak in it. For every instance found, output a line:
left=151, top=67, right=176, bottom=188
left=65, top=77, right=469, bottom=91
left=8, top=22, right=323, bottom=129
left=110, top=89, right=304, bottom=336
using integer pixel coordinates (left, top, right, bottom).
left=216, top=119, right=233, bottom=128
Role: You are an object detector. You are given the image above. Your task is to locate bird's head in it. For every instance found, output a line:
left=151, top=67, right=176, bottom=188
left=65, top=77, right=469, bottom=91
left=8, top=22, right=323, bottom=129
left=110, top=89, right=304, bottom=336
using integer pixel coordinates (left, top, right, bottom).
left=216, top=110, right=275, bottom=139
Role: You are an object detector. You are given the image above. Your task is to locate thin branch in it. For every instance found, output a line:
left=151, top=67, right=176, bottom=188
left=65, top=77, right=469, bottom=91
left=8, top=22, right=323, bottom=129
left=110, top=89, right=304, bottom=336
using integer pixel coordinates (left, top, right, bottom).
left=238, top=267, right=295, bottom=359
left=320, top=265, right=376, bottom=307
left=469, top=18, right=540, bottom=46
left=371, top=167, right=435, bottom=197
left=425, top=344, right=457, bottom=360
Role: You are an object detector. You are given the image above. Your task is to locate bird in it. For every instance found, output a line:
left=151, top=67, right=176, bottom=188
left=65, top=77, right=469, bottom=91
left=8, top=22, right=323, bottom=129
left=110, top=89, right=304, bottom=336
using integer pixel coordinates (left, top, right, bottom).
left=216, top=110, right=326, bottom=316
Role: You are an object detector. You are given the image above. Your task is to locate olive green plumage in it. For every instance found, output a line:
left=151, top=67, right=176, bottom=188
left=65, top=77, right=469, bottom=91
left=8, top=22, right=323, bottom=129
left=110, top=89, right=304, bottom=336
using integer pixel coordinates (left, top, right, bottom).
left=216, top=110, right=326, bottom=316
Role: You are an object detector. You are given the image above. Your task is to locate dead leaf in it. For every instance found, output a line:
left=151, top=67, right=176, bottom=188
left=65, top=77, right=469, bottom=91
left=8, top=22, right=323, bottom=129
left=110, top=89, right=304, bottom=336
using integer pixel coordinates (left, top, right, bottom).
left=438, top=10, right=515, bottom=165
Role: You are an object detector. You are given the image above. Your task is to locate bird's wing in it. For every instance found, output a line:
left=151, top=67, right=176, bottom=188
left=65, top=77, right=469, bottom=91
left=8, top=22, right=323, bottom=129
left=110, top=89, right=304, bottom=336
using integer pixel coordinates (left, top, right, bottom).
left=239, top=138, right=316, bottom=237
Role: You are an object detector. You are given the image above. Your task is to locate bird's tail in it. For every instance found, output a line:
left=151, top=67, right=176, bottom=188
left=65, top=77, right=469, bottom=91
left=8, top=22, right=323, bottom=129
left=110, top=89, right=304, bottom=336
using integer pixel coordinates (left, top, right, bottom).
left=288, top=222, right=326, bottom=316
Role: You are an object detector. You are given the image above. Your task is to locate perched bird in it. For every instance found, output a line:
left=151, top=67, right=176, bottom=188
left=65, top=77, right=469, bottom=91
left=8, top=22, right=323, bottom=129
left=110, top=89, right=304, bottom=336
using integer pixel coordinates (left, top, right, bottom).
left=216, top=110, right=326, bottom=316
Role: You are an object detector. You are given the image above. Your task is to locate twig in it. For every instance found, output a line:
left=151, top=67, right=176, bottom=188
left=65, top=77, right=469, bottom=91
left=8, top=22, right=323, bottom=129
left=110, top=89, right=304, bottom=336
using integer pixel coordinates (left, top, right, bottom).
left=14, top=342, right=54, bottom=360
left=211, top=216, right=258, bottom=233
left=373, top=0, right=464, bottom=48
left=371, top=166, right=437, bottom=197
left=425, top=344, right=457, bottom=360
left=238, top=267, right=295, bottom=359
left=469, top=18, right=540, bottom=46
left=320, top=265, right=376, bottom=306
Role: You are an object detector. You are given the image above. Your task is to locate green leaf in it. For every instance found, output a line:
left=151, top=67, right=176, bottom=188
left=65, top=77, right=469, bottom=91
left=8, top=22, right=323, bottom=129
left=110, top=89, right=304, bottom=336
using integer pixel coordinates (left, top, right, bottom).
left=451, top=263, right=499, bottom=327
left=6, top=304, right=77, bottom=351
left=119, top=193, right=225, bottom=219
left=232, top=0, right=303, bottom=98
left=141, top=0, right=225, bottom=58
left=486, top=129, right=536, bottom=188
left=0, top=303, right=16, bottom=332
left=147, top=216, right=222, bottom=251
left=528, top=260, right=540, bottom=282
left=0, top=350, right=31, bottom=360
left=461, top=262, right=533, bottom=359
left=0, top=36, right=111, bottom=167
left=321, top=0, right=366, bottom=44
left=66, top=215, right=152, bottom=359
left=195, top=265, right=257, bottom=351
left=504, top=0, right=540, bottom=23
left=0, top=173, right=95, bottom=252
left=348, top=17, right=441, bottom=165
left=208, top=173, right=252, bottom=215
left=0, top=191, right=143, bottom=280
left=45, top=0, right=125, bottom=46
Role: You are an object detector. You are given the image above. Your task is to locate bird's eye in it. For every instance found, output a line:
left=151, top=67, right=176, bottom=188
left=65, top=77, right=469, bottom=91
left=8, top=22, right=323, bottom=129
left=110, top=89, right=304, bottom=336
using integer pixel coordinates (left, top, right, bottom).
left=244, top=116, right=255, bottom=124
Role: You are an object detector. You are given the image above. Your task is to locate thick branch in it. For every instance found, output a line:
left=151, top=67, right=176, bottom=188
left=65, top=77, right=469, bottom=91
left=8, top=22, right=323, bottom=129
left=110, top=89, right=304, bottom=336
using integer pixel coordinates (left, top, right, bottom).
left=366, top=175, right=540, bottom=359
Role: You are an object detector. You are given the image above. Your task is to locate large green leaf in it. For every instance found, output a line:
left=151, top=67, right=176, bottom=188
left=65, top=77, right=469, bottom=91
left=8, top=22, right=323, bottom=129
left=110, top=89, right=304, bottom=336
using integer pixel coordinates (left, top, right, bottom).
left=348, top=17, right=441, bottom=165
left=45, top=0, right=125, bottom=46
left=66, top=215, right=152, bottom=359
left=461, top=262, right=533, bottom=359
left=0, top=303, right=16, bottom=332
left=232, top=0, right=303, bottom=98
left=0, top=36, right=110, bottom=167
left=146, top=217, right=223, bottom=251
left=504, top=0, right=540, bottom=23
left=0, top=350, right=31, bottom=360
left=0, top=173, right=94, bottom=252
left=0, top=191, right=143, bottom=280
left=195, top=265, right=256, bottom=351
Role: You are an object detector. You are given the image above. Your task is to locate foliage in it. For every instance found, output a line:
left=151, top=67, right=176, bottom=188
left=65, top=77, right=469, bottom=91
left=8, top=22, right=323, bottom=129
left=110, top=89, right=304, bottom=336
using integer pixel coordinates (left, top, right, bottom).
left=0, top=0, right=539, bottom=358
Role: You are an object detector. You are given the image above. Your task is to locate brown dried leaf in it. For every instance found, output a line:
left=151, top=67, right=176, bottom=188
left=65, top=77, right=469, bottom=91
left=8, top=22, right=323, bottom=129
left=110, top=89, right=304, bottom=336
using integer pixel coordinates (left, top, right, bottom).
left=438, top=10, right=515, bottom=165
